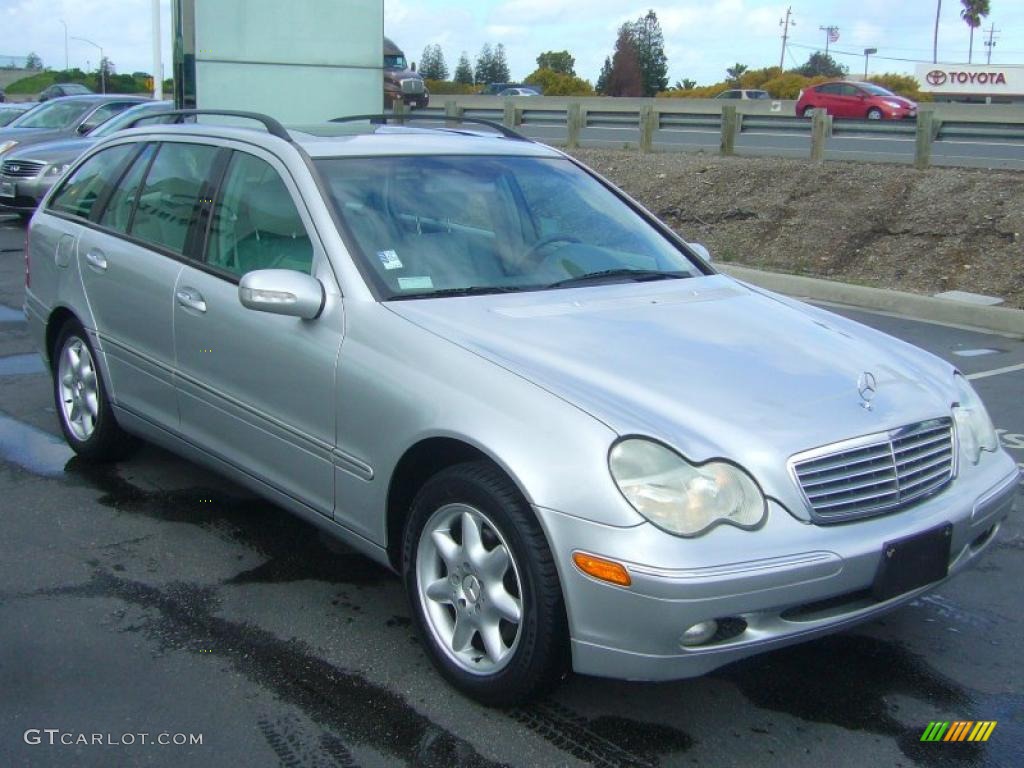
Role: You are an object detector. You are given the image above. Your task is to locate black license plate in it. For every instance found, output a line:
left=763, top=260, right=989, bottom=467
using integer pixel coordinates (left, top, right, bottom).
left=872, top=523, right=952, bottom=601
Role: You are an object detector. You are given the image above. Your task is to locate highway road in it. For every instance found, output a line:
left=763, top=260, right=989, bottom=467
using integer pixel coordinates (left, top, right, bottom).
left=0, top=212, right=1022, bottom=767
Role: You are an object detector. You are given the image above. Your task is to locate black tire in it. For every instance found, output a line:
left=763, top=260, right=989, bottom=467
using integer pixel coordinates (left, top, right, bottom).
left=52, top=319, right=138, bottom=461
left=402, top=460, right=569, bottom=706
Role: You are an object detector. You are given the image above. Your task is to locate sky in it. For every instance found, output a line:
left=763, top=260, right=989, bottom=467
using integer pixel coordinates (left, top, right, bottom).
left=1, top=0, right=1022, bottom=87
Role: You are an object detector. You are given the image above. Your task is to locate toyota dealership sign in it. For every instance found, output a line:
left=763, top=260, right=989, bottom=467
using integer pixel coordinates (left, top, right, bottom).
left=916, top=63, right=1021, bottom=96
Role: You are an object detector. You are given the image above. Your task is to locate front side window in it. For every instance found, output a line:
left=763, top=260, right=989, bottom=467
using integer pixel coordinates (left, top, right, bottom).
left=205, top=152, right=313, bottom=277
left=130, top=142, right=219, bottom=255
left=48, top=144, right=135, bottom=220
left=316, top=155, right=701, bottom=299
left=98, top=144, right=156, bottom=233
left=11, top=100, right=92, bottom=130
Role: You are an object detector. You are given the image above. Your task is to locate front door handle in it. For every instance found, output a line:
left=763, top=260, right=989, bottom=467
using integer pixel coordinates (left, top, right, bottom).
left=176, top=287, right=207, bottom=314
left=84, top=249, right=107, bottom=272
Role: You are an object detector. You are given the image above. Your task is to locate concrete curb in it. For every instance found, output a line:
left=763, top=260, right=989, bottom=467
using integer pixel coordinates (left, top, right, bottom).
left=718, top=264, right=1024, bottom=337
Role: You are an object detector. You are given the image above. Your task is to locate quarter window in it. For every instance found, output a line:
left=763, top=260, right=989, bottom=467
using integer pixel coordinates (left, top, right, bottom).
left=205, top=152, right=313, bottom=277
left=48, top=144, right=135, bottom=220
left=130, top=142, right=219, bottom=255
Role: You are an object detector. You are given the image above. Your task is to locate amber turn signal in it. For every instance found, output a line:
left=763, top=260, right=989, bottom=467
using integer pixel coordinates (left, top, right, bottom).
left=572, top=552, right=631, bottom=587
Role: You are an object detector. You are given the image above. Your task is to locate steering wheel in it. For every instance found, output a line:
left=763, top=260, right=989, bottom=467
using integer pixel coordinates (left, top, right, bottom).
left=521, top=233, right=582, bottom=266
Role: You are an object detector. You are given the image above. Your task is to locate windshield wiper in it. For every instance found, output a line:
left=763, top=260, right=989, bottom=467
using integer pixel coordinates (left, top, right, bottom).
left=545, top=269, right=691, bottom=289
left=387, top=285, right=532, bottom=300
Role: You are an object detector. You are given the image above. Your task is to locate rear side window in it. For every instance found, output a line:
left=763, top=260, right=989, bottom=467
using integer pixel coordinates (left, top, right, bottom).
left=205, top=152, right=313, bottom=277
left=130, top=142, right=219, bottom=255
left=99, top=144, right=156, bottom=233
left=48, top=144, right=135, bottom=220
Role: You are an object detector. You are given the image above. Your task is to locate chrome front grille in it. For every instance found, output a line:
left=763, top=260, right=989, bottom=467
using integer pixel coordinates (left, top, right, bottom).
left=792, top=418, right=955, bottom=523
left=400, top=78, right=424, bottom=95
left=1, top=160, right=45, bottom=179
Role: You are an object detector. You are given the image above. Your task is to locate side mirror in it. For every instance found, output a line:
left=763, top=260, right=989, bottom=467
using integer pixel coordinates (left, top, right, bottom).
left=238, top=269, right=324, bottom=319
left=687, top=242, right=712, bottom=263
left=78, top=122, right=97, bottom=135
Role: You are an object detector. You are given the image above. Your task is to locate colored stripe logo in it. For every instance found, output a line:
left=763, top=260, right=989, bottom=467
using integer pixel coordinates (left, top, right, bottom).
left=920, top=721, right=997, bottom=742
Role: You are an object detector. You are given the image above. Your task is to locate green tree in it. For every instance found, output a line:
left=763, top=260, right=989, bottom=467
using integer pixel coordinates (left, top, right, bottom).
left=674, top=78, right=697, bottom=90
left=419, top=43, right=448, bottom=81
left=725, top=63, right=748, bottom=84
left=524, top=68, right=593, bottom=96
left=605, top=25, right=643, bottom=97
left=596, top=56, right=612, bottom=94
left=25, top=51, right=43, bottom=70
left=960, top=0, right=991, bottom=64
left=536, top=50, right=575, bottom=76
left=630, top=10, right=668, bottom=96
left=792, top=51, right=847, bottom=78
left=474, top=43, right=494, bottom=85
left=491, top=43, right=511, bottom=84
left=453, top=52, right=474, bottom=85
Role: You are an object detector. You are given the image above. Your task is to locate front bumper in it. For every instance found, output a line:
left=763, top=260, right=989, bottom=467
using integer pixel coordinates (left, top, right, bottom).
left=536, top=453, right=1020, bottom=681
left=0, top=173, right=55, bottom=212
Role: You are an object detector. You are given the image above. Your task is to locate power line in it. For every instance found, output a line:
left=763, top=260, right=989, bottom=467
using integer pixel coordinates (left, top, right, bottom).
left=787, top=41, right=1024, bottom=67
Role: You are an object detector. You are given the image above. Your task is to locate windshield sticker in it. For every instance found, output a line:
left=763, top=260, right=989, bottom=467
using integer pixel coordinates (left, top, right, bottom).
left=398, top=276, right=433, bottom=291
left=378, top=250, right=404, bottom=270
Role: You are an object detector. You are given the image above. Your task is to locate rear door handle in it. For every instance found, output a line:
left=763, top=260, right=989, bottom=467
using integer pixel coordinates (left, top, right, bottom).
left=84, top=249, right=107, bottom=272
left=175, top=287, right=207, bottom=314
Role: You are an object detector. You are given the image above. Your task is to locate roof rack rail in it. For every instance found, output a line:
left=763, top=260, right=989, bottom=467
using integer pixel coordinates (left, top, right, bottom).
left=328, top=113, right=530, bottom=142
left=124, top=109, right=293, bottom=142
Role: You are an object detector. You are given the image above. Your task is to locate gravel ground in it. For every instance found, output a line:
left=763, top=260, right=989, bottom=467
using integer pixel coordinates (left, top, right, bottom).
left=571, top=149, right=1024, bottom=309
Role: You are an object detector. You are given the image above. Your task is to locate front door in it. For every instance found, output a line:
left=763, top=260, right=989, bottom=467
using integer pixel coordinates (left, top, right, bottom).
left=172, top=148, right=342, bottom=516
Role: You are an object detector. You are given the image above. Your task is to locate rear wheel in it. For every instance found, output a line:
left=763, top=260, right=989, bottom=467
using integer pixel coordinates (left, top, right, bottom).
left=52, top=320, right=138, bottom=461
left=403, top=461, right=568, bottom=706
left=867, top=107, right=883, bottom=120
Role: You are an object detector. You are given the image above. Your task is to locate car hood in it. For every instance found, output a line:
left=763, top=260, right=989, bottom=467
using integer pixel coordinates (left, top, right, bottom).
left=0, top=127, right=70, bottom=148
left=387, top=275, right=958, bottom=516
left=6, top=136, right=96, bottom=164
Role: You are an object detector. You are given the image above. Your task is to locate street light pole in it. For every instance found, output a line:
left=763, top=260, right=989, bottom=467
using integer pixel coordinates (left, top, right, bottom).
left=152, top=0, right=163, bottom=100
left=60, top=20, right=69, bottom=71
left=71, top=36, right=105, bottom=93
left=863, top=48, right=877, bottom=79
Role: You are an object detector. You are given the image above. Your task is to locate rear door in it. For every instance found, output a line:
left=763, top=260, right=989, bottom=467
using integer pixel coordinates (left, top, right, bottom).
left=172, top=146, right=343, bottom=516
left=50, top=141, right=190, bottom=429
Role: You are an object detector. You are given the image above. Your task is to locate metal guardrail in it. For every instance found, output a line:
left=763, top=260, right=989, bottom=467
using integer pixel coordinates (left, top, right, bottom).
left=409, top=98, right=1024, bottom=167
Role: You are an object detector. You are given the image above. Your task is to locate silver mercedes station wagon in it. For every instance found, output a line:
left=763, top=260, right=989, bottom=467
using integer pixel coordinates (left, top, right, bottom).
left=24, top=111, right=1021, bottom=706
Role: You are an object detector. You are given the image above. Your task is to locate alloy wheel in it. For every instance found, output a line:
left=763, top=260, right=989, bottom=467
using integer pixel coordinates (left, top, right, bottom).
left=58, top=336, right=99, bottom=442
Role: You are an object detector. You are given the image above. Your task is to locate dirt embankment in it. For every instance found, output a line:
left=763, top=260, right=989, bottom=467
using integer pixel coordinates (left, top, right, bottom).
left=570, top=149, right=1024, bottom=309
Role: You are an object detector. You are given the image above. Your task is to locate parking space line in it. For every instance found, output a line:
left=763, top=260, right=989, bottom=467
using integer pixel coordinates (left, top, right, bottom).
left=966, top=363, right=1024, bottom=381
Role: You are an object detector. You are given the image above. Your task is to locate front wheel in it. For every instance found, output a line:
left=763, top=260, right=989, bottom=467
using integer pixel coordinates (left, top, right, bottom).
left=402, top=461, right=569, bottom=706
left=867, top=107, right=883, bottom=120
left=802, top=105, right=818, bottom=118
left=52, top=320, right=138, bottom=461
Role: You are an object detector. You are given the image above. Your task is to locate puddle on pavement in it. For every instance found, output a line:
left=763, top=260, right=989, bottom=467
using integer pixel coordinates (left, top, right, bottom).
left=44, top=570, right=504, bottom=768
left=64, top=459, right=391, bottom=587
left=0, top=353, right=45, bottom=376
left=716, top=633, right=1021, bottom=766
left=0, top=411, right=73, bottom=476
left=0, top=305, right=25, bottom=323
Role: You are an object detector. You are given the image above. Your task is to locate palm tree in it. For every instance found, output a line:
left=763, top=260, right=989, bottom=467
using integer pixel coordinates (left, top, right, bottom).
left=725, top=63, right=748, bottom=85
left=960, top=0, right=991, bottom=64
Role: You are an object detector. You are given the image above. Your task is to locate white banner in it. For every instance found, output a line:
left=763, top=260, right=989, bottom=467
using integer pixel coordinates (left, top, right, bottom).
left=916, top=64, right=1023, bottom=95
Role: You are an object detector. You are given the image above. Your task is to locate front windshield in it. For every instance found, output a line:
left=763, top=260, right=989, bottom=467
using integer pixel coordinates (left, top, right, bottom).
left=860, top=84, right=897, bottom=97
left=11, top=100, right=92, bottom=129
left=384, top=54, right=407, bottom=69
left=89, top=102, right=172, bottom=137
left=316, top=155, right=703, bottom=299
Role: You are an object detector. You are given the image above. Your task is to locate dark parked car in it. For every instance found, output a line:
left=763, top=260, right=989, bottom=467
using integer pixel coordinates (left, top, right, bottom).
left=38, top=83, right=94, bottom=102
left=796, top=81, right=917, bottom=120
left=0, top=100, right=173, bottom=218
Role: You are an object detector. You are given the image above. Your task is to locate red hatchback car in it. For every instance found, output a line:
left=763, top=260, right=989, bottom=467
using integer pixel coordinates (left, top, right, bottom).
left=796, top=81, right=918, bottom=120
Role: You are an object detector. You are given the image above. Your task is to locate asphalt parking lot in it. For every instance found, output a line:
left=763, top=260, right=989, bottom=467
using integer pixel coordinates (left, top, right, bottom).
left=0, top=214, right=1021, bottom=768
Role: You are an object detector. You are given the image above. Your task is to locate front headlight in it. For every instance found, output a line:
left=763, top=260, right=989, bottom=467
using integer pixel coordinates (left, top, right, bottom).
left=883, top=100, right=903, bottom=109
left=609, top=439, right=767, bottom=537
left=47, top=163, right=71, bottom=177
left=952, top=374, right=999, bottom=465
left=0, top=140, right=19, bottom=155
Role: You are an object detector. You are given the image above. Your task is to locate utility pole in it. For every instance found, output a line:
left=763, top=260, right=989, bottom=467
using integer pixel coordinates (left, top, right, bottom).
left=933, top=0, right=941, bottom=63
left=779, top=7, right=795, bottom=70
left=59, top=20, right=69, bottom=71
left=152, top=0, right=163, bottom=100
left=819, top=26, right=839, bottom=57
left=984, top=24, right=999, bottom=65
